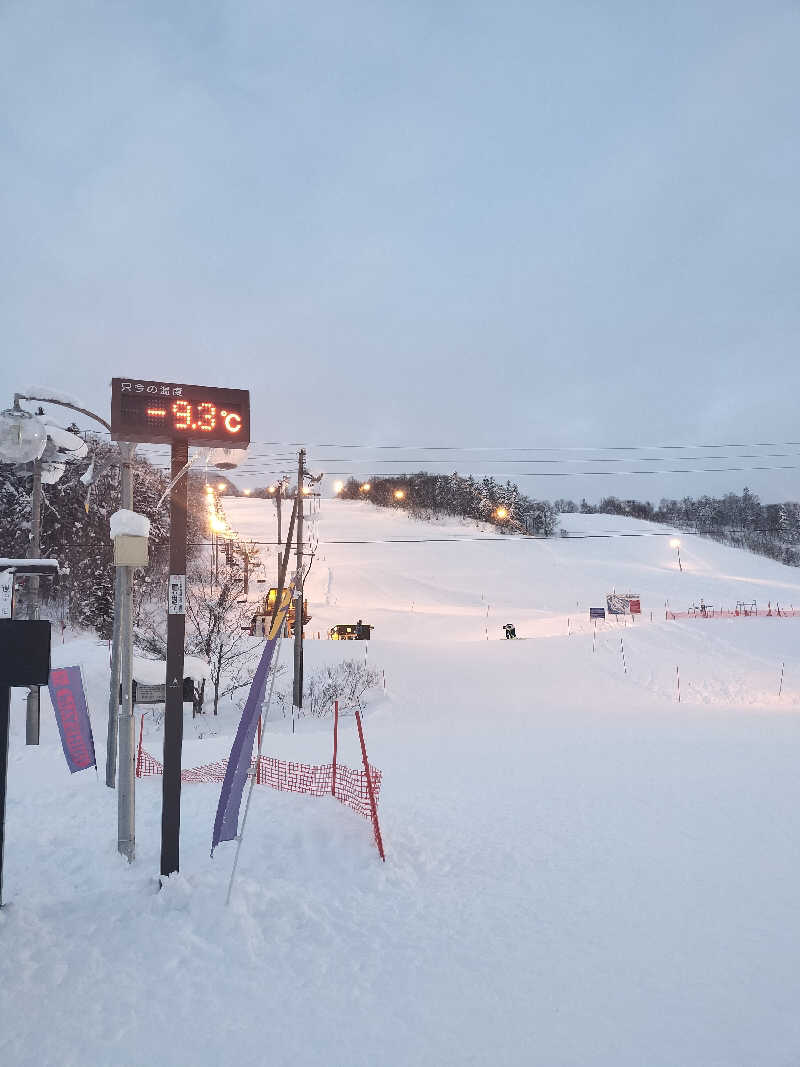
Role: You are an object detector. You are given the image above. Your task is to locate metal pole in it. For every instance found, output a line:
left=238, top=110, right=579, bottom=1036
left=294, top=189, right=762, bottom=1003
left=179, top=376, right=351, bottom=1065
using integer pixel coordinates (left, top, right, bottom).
left=106, top=570, right=122, bottom=787
left=106, top=443, right=133, bottom=787
left=161, top=440, right=188, bottom=878
left=25, top=458, right=42, bottom=745
left=117, top=559, right=135, bottom=860
left=293, top=450, right=305, bottom=709
left=0, top=685, right=10, bottom=905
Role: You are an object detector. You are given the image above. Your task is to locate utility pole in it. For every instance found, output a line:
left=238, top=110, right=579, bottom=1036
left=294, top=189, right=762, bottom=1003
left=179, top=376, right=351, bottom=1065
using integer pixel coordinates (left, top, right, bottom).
left=115, top=442, right=136, bottom=857
left=293, top=450, right=305, bottom=709
left=106, top=442, right=134, bottom=787
left=25, top=456, right=43, bottom=744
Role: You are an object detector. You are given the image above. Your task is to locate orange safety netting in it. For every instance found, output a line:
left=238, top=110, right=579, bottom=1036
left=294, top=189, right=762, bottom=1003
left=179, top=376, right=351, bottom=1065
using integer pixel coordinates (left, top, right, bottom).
left=136, top=747, right=382, bottom=820
left=666, top=607, right=799, bottom=620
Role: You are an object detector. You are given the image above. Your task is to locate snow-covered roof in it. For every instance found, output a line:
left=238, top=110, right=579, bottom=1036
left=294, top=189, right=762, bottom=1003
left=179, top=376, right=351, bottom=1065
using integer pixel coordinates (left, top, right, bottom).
left=0, top=558, right=60, bottom=572
left=110, top=510, right=151, bottom=539
left=132, top=656, right=210, bottom=684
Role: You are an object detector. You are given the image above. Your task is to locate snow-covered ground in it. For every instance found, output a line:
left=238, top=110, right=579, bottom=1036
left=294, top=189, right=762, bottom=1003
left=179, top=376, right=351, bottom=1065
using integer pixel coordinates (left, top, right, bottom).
left=4, top=499, right=800, bottom=1066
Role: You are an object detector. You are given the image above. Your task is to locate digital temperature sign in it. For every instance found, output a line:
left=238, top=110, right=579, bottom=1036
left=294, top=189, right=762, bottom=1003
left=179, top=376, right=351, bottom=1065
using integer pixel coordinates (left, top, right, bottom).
left=110, top=379, right=250, bottom=447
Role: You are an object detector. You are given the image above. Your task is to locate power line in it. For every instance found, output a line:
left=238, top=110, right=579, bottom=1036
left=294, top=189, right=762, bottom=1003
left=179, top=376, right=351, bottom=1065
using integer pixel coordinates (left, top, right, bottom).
left=53, top=425, right=800, bottom=454
left=181, top=531, right=679, bottom=547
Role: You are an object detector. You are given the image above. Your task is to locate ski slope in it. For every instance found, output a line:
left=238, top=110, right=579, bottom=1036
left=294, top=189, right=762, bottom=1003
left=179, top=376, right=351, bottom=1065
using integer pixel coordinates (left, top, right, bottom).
left=3, top=499, right=800, bottom=1066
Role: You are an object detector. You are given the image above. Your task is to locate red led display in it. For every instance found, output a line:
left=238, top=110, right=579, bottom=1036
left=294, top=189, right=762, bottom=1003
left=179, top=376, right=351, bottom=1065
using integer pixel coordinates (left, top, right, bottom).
left=111, top=379, right=250, bottom=446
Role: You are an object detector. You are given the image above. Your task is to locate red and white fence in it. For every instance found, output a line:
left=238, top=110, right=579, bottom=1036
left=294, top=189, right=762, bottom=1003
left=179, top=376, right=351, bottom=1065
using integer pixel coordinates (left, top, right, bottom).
left=666, top=604, right=799, bottom=621
left=135, top=703, right=385, bottom=859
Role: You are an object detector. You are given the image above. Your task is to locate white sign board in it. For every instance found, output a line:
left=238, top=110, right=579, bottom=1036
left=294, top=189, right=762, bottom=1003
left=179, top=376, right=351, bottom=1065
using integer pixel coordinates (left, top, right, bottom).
left=0, top=573, right=13, bottom=618
left=168, top=574, right=186, bottom=615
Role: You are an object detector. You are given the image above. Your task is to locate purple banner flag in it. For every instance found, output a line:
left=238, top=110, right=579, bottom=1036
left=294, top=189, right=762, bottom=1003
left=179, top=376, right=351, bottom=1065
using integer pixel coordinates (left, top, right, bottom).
left=48, top=666, right=96, bottom=774
left=212, top=586, right=293, bottom=852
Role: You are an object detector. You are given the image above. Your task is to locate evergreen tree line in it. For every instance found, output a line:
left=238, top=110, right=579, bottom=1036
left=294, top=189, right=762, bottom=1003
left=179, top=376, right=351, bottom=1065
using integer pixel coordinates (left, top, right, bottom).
left=339, top=473, right=558, bottom=536
left=556, top=489, right=800, bottom=566
left=0, top=437, right=209, bottom=637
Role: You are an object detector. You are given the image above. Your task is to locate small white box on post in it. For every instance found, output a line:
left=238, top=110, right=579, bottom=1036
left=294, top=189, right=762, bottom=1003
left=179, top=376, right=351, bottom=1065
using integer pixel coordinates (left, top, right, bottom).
left=110, top=510, right=150, bottom=568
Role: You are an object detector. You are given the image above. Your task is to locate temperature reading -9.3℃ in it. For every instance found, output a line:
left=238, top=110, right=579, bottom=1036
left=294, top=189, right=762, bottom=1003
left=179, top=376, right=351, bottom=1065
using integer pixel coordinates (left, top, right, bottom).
left=110, top=379, right=250, bottom=447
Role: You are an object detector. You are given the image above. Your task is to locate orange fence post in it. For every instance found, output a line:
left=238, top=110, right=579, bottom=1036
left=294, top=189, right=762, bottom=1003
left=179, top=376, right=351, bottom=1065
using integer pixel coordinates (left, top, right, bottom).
left=135, top=714, right=144, bottom=779
left=331, top=701, right=338, bottom=796
left=355, top=710, right=385, bottom=861
left=256, top=716, right=262, bottom=785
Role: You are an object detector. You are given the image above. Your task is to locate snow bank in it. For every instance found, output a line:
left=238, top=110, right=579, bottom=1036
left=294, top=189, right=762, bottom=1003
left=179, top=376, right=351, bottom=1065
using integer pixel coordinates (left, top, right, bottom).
left=6, top=503, right=800, bottom=1067
left=133, top=655, right=211, bottom=684
left=110, top=510, right=151, bottom=539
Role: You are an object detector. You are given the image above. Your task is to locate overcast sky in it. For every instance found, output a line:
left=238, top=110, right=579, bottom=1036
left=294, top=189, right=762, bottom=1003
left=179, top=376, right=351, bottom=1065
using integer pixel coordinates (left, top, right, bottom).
left=2, top=2, right=798, bottom=503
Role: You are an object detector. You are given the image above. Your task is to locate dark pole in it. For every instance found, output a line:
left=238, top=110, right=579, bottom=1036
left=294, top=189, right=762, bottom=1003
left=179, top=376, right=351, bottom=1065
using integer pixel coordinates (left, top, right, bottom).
left=161, top=440, right=188, bottom=878
left=25, top=457, right=42, bottom=745
left=0, top=684, right=9, bottom=905
left=293, top=450, right=305, bottom=708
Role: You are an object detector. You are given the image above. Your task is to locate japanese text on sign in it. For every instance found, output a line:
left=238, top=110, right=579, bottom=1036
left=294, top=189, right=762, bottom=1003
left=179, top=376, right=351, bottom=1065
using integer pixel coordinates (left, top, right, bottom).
left=168, top=575, right=186, bottom=615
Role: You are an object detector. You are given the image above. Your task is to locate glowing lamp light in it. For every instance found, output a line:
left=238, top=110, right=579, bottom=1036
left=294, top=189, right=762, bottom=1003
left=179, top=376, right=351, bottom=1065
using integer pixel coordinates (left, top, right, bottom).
left=217, top=482, right=226, bottom=491
left=360, top=483, right=371, bottom=492
left=669, top=538, right=681, bottom=548
left=268, top=486, right=276, bottom=494
left=302, top=486, right=311, bottom=495
left=394, top=489, right=405, bottom=500
left=495, top=506, right=509, bottom=520
left=243, top=488, right=251, bottom=496
left=333, top=480, right=344, bottom=494
left=210, top=516, right=227, bottom=533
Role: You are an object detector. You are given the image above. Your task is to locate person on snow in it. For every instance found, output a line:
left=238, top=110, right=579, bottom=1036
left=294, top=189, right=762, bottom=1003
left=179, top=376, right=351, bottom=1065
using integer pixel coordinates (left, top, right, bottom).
left=503, top=623, right=516, bottom=639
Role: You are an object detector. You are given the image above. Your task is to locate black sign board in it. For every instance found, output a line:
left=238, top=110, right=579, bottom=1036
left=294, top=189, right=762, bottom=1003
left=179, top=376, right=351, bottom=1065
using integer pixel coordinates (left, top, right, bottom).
left=0, top=620, right=52, bottom=686
left=110, top=378, right=250, bottom=447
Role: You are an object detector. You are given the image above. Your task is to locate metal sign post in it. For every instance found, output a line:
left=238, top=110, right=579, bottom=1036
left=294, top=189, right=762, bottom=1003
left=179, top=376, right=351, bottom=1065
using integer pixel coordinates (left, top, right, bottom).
left=161, top=441, right=188, bottom=878
left=0, top=560, right=57, bottom=905
left=110, top=378, right=250, bottom=879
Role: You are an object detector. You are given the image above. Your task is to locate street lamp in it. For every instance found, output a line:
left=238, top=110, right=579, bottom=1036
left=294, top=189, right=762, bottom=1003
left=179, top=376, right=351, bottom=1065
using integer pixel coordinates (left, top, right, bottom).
left=494, top=506, right=509, bottom=521
left=0, top=403, right=48, bottom=464
left=360, top=483, right=371, bottom=492
left=333, top=480, right=344, bottom=494
left=2, top=392, right=116, bottom=753
left=393, top=489, right=405, bottom=501
left=669, top=538, right=682, bottom=572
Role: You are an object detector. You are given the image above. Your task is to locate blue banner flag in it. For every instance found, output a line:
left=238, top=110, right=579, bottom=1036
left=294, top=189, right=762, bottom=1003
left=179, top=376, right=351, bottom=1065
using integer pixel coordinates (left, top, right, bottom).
left=589, top=607, right=606, bottom=619
left=48, top=666, right=96, bottom=773
left=212, top=586, right=294, bottom=852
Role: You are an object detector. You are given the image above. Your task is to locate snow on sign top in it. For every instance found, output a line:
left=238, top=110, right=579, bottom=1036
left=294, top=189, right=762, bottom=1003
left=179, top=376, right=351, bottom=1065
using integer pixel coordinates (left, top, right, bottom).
left=0, top=558, right=59, bottom=574
left=110, top=510, right=151, bottom=539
